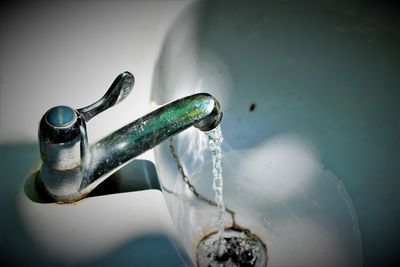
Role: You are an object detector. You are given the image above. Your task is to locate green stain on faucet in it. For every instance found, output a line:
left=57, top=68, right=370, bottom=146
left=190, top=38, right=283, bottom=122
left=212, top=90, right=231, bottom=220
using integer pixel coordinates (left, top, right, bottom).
left=86, top=93, right=220, bottom=192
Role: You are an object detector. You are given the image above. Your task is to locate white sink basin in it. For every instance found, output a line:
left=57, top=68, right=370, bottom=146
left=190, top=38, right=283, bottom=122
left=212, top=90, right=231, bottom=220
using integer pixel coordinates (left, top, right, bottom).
left=151, top=0, right=400, bottom=266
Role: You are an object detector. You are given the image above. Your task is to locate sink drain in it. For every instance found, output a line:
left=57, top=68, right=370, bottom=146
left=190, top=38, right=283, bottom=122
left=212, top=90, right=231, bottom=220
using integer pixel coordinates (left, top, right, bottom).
left=197, top=228, right=268, bottom=267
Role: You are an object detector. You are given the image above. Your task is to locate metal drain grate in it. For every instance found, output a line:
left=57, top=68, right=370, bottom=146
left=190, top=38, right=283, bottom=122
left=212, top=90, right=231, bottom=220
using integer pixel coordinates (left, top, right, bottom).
left=197, top=228, right=268, bottom=267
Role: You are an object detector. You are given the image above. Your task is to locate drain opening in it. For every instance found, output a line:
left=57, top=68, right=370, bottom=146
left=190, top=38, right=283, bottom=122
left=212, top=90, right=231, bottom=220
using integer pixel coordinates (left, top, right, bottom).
left=197, top=228, right=268, bottom=267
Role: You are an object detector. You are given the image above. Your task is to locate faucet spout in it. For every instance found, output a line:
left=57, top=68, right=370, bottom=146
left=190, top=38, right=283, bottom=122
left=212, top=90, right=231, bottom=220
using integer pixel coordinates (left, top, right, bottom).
left=37, top=72, right=222, bottom=203
left=84, top=93, right=221, bottom=195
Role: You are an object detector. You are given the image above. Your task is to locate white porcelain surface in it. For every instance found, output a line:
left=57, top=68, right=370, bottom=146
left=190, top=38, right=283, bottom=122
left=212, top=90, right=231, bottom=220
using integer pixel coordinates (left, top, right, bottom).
left=21, top=173, right=175, bottom=264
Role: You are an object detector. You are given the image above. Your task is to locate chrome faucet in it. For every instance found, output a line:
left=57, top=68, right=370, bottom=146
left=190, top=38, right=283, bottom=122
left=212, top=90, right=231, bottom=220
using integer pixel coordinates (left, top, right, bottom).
left=38, top=71, right=222, bottom=203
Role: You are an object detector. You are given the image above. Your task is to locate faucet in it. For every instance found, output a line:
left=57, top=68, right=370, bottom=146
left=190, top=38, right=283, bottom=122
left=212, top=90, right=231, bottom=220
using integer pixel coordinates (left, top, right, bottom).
left=37, top=71, right=222, bottom=203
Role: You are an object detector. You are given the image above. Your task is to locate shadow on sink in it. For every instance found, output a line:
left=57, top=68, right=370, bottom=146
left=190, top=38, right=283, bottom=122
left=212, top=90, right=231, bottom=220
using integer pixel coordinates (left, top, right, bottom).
left=1, top=144, right=183, bottom=266
left=74, top=234, right=191, bottom=267
left=24, top=159, right=161, bottom=204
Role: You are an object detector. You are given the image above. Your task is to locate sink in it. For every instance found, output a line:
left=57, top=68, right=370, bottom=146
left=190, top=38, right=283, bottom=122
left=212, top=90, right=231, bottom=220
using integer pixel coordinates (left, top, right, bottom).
left=151, top=0, right=400, bottom=266
left=1, top=1, right=399, bottom=266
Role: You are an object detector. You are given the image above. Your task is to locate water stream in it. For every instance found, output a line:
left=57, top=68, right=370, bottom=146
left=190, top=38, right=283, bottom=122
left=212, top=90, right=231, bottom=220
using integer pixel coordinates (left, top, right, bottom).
left=199, top=126, right=267, bottom=267
left=206, top=125, right=226, bottom=255
left=168, top=127, right=268, bottom=266
left=168, top=127, right=361, bottom=266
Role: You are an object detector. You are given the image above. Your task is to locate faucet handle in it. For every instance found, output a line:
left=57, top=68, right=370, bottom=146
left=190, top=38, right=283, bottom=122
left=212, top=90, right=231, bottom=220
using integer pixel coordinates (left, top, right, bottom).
left=77, top=71, right=135, bottom=122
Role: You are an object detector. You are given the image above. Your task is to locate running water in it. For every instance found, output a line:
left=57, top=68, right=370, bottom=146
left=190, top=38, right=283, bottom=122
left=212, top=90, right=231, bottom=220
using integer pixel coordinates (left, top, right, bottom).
left=206, top=125, right=226, bottom=255
left=196, top=127, right=269, bottom=266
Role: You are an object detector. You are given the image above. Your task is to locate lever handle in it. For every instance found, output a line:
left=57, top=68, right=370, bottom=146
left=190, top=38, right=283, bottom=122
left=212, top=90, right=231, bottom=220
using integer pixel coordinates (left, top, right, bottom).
left=77, top=71, right=135, bottom=122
